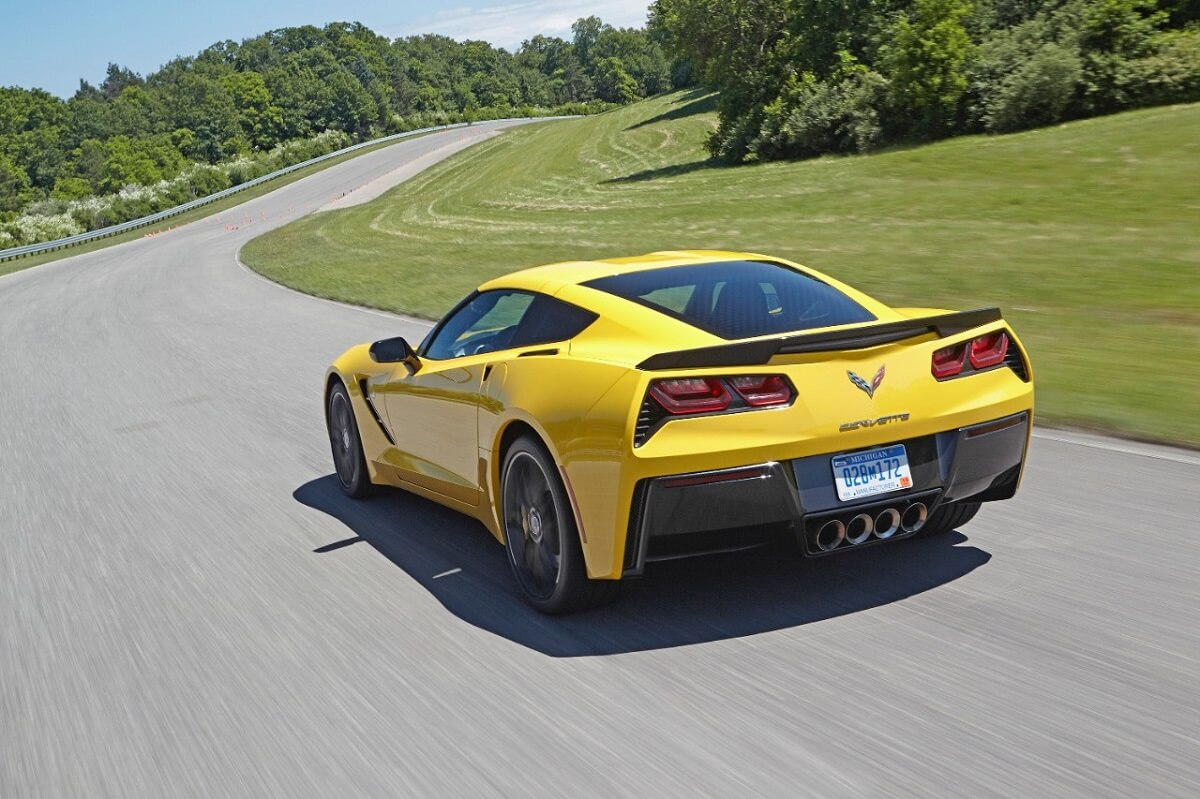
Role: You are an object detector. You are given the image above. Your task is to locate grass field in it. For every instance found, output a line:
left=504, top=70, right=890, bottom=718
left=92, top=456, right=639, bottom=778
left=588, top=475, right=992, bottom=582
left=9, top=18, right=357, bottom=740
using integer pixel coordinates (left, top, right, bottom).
left=243, top=91, right=1200, bottom=445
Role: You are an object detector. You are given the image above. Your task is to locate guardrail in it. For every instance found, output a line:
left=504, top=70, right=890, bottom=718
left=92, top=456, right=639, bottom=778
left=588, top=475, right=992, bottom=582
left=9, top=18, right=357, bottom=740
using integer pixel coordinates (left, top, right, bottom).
left=0, top=118, right=540, bottom=264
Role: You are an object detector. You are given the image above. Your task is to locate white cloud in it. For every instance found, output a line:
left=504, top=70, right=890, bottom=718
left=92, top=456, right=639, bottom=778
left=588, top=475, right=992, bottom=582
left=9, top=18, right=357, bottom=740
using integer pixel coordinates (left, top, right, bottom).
left=402, top=0, right=651, bottom=49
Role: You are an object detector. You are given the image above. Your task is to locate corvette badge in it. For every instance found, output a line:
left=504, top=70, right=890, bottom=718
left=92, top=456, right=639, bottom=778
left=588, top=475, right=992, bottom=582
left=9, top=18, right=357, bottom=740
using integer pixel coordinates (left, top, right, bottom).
left=848, top=365, right=886, bottom=399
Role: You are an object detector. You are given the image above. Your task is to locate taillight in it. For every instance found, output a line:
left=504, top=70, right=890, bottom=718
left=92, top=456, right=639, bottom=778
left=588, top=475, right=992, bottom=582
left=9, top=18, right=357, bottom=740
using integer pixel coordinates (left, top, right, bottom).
left=931, top=343, right=967, bottom=379
left=969, top=331, right=1009, bottom=369
left=646, top=374, right=794, bottom=417
left=648, top=378, right=732, bottom=415
left=729, top=375, right=793, bottom=407
left=933, top=330, right=1013, bottom=379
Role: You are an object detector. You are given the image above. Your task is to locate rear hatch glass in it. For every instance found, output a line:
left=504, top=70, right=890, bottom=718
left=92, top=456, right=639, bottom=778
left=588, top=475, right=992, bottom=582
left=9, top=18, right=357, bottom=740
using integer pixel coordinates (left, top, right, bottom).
left=583, top=260, right=875, bottom=340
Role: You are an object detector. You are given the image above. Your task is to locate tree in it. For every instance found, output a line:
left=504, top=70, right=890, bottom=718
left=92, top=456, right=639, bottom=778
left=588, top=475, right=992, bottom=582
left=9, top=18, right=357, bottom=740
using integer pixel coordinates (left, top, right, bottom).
left=100, top=63, right=144, bottom=100
left=572, top=16, right=603, bottom=67
left=594, top=57, right=640, bottom=102
left=0, top=154, right=32, bottom=211
left=223, top=71, right=284, bottom=149
left=884, top=0, right=975, bottom=136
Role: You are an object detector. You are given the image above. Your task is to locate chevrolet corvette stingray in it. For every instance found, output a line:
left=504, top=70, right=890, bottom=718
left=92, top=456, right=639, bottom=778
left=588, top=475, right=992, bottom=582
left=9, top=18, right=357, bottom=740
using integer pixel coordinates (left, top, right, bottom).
left=325, top=251, right=1033, bottom=613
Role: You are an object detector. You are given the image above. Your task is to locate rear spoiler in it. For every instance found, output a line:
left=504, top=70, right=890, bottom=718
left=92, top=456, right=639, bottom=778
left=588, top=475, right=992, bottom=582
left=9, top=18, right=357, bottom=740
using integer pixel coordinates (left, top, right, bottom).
left=637, top=308, right=1003, bottom=371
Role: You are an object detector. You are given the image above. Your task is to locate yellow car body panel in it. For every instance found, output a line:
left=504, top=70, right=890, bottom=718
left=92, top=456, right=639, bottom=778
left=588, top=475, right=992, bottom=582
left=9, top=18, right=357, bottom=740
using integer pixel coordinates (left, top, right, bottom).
left=326, top=251, right=1034, bottom=581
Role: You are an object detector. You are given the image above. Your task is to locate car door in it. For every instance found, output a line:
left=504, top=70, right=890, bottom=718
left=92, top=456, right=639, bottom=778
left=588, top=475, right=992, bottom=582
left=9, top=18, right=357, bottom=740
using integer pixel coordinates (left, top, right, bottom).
left=379, top=290, right=537, bottom=505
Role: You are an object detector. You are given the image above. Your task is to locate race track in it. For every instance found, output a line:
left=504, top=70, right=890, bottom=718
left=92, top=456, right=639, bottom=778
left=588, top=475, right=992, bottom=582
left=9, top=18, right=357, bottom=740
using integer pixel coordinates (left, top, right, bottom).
left=3, top=121, right=1198, bottom=798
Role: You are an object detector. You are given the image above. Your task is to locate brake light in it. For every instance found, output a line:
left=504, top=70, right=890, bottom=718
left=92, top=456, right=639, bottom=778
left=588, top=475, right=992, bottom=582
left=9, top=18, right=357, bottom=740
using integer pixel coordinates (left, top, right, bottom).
left=648, top=378, right=732, bottom=415
left=931, top=343, right=967, bottom=379
left=729, top=375, right=793, bottom=406
left=969, top=331, right=1009, bottom=369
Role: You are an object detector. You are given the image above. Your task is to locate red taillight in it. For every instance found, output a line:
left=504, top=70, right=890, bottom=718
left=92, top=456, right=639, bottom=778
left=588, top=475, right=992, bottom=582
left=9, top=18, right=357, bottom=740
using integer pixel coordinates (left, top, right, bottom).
left=933, top=331, right=1012, bottom=378
left=969, top=331, right=1009, bottom=369
left=931, top=343, right=968, bottom=379
left=648, top=377, right=732, bottom=415
left=728, top=375, right=794, bottom=407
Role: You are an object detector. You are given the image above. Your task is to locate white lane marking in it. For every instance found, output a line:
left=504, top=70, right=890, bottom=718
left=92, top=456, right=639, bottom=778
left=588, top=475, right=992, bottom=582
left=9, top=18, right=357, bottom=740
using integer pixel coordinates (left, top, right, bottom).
left=432, top=568, right=462, bottom=579
left=1032, top=430, right=1200, bottom=467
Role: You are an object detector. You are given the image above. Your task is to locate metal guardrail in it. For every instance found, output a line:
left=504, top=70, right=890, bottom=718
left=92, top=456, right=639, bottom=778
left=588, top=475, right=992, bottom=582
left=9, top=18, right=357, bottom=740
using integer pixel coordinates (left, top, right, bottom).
left=0, top=119, right=531, bottom=263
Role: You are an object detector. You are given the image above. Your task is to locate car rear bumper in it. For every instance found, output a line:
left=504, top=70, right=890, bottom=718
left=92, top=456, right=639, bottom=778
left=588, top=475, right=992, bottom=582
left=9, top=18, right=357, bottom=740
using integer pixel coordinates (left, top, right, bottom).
left=621, top=411, right=1029, bottom=577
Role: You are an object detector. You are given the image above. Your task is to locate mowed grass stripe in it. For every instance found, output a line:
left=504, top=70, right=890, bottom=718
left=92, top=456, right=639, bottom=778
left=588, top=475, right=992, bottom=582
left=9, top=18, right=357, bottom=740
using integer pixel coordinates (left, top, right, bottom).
left=243, top=91, right=1200, bottom=445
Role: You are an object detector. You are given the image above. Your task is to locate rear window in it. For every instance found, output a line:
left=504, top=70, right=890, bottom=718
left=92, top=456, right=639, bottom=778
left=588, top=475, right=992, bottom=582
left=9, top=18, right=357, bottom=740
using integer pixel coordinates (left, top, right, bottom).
left=583, top=260, right=875, bottom=340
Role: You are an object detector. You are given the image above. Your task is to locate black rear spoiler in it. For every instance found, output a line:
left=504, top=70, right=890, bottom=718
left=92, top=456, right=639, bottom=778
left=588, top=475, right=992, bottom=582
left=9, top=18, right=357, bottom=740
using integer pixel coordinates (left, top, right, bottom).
left=637, top=308, right=1003, bottom=371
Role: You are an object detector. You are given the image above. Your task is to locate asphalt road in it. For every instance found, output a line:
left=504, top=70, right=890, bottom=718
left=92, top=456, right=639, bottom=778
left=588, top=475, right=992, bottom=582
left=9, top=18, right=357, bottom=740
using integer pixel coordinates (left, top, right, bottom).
left=3, top=121, right=1198, bottom=798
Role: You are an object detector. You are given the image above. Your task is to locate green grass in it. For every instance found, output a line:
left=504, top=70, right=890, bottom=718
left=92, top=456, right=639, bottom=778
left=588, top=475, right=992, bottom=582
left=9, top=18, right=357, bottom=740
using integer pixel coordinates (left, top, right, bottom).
left=0, top=134, right=430, bottom=277
left=243, top=91, right=1200, bottom=445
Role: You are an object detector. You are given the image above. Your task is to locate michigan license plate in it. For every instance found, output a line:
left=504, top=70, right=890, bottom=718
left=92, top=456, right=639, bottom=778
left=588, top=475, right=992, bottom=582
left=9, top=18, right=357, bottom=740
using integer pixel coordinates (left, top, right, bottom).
left=832, top=445, right=913, bottom=502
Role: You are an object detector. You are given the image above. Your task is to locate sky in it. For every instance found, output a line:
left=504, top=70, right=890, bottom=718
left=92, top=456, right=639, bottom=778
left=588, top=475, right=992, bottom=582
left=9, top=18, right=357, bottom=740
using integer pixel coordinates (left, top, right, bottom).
left=2, top=0, right=653, bottom=99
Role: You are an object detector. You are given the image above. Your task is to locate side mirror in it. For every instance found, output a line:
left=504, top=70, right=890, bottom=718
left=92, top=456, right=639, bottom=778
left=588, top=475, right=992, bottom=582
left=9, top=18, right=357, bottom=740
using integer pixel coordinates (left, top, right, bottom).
left=369, top=336, right=421, bottom=373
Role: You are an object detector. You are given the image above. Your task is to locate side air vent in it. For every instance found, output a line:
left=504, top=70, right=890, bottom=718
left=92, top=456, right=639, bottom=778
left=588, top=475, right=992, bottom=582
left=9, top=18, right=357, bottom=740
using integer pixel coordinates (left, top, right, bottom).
left=633, top=395, right=667, bottom=447
left=358, top=379, right=396, bottom=444
left=1004, top=345, right=1029, bottom=381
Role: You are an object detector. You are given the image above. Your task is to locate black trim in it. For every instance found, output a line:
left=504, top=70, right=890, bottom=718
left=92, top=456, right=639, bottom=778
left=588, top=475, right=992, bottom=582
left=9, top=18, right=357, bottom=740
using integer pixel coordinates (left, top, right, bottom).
left=623, top=480, right=650, bottom=577
left=357, top=379, right=395, bottom=445
left=1003, top=342, right=1030, bottom=381
left=633, top=395, right=667, bottom=447
left=637, top=308, right=1003, bottom=371
left=518, top=348, right=559, bottom=357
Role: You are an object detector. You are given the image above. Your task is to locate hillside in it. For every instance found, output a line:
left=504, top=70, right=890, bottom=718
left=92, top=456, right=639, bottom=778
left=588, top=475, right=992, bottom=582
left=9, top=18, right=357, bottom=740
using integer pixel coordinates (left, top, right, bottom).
left=0, top=17, right=667, bottom=248
left=243, top=91, right=1200, bottom=444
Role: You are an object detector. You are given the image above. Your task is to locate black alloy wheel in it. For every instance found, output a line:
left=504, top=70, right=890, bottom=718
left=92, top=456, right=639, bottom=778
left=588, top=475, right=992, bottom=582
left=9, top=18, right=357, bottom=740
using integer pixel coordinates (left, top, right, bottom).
left=501, top=435, right=617, bottom=614
left=327, top=382, right=373, bottom=498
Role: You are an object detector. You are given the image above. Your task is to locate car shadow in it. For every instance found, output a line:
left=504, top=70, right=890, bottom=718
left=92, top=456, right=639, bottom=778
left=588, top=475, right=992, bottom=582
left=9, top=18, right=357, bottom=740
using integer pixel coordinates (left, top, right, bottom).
left=296, top=475, right=990, bottom=657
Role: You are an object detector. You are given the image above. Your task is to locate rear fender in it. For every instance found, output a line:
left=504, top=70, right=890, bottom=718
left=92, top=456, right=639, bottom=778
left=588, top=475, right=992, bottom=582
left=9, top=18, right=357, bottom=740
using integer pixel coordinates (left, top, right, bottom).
left=484, top=357, right=637, bottom=579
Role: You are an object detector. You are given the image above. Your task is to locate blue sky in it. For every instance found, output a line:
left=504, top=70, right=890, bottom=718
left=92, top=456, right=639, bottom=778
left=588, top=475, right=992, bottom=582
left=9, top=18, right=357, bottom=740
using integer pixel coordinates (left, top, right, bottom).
left=3, top=0, right=652, bottom=98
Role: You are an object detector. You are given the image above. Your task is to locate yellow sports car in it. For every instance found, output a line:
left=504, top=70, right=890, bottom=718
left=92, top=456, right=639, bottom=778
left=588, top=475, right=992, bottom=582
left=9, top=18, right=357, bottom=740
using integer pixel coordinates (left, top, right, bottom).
left=325, top=251, right=1033, bottom=613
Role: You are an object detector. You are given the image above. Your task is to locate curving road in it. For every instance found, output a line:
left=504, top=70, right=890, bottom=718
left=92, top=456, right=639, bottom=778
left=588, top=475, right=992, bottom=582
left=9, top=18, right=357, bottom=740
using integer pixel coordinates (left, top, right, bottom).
left=3, top=121, right=1199, bottom=798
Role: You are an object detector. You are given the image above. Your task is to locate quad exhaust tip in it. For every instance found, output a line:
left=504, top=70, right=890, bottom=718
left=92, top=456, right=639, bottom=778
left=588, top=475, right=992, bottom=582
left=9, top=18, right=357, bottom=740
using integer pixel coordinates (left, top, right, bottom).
left=845, top=513, right=874, bottom=545
left=901, top=502, right=928, bottom=533
left=874, top=508, right=901, bottom=539
left=812, top=498, right=933, bottom=553
left=815, top=519, right=845, bottom=552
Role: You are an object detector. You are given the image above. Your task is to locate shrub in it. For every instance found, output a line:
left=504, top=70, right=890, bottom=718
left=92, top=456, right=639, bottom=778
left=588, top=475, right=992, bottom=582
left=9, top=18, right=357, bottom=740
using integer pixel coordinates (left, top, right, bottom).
left=1132, top=29, right=1200, bottom=104
left=986, top=42, right=1084, bottom=132
left=749, top=70, right=890, bottom=160
left=3, top=212, right=84, bottom=246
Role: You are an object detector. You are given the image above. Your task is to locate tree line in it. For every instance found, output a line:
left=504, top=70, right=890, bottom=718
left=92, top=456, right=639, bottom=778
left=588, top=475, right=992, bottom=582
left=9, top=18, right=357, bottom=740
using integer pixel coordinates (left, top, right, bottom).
left=0, top=17, right=671, bottom=244
left=649, top=0, right=1200, bottom=162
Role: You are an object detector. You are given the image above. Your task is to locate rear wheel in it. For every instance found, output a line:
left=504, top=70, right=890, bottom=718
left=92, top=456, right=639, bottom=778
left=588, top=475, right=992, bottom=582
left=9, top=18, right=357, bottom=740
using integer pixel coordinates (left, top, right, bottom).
left=501, top=435, right=617, bottom=614
left=327, top=381, right=374, bottom=499
left=919, top=501, right=981, bottom=536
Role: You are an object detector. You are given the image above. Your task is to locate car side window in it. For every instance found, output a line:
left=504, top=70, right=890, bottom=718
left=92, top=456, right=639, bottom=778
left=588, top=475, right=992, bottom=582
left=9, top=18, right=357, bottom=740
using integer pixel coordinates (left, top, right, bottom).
left=423, top=290, right=599, bottom=361
left=423, top=291, right=536, bottom=360
left=509, top=294, right=598, bottom=348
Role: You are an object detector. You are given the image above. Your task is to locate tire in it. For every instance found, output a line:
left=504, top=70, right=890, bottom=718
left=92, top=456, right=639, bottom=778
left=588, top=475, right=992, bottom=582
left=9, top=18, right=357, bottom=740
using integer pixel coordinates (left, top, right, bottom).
left=501, top=435, right=618, bottom=614
left=327, top=381, right=374, bottom=499
left=919, top=500, right=981, bottom=537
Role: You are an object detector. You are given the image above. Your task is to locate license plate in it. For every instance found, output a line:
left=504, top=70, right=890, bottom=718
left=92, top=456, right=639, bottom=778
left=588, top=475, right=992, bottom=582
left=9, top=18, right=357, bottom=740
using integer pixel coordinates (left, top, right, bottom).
left=831, top=445, right=913, bottom=502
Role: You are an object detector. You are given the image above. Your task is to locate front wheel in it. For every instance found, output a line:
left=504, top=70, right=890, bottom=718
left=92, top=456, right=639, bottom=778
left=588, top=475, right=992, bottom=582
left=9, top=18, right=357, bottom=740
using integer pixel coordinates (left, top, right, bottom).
left=327, top=381, right=374, bottom=499
left=501, top=435, right=617, bottom=614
